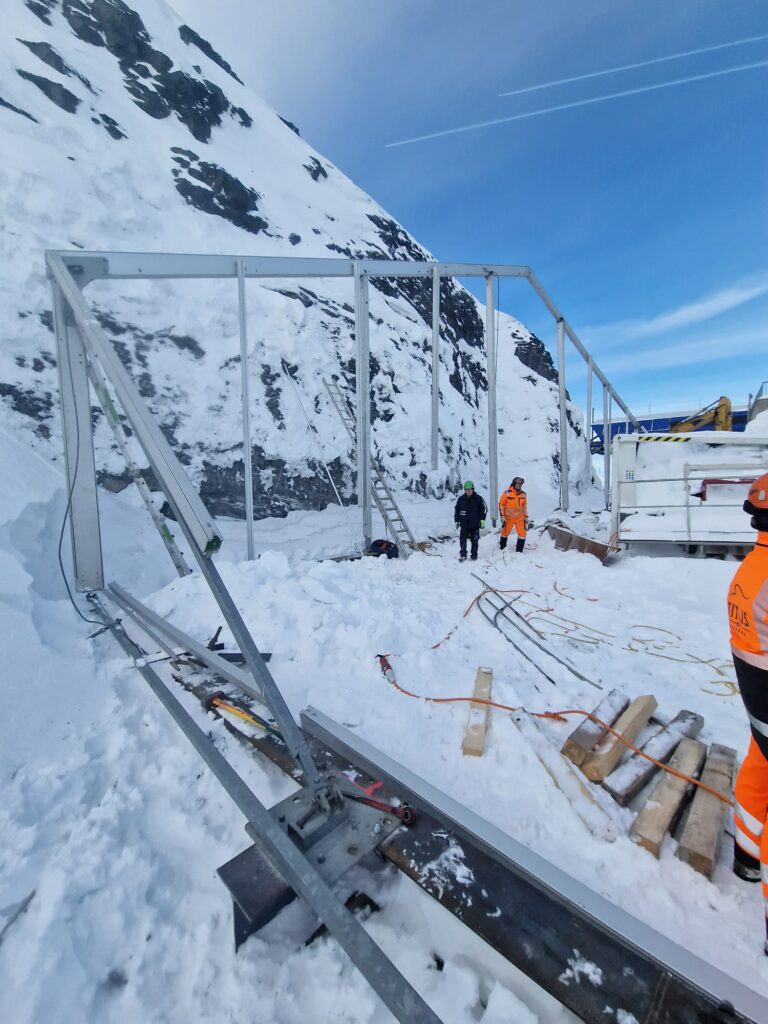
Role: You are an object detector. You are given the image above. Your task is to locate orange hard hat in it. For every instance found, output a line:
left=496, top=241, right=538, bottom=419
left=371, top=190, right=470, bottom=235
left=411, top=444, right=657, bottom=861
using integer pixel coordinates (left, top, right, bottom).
left=744, top=473, right=768, bottom=516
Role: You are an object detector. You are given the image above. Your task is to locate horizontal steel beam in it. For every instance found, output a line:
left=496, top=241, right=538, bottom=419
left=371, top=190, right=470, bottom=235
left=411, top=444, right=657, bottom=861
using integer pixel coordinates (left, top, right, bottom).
left=47, top=250, right=532, bottom=282
left=301, top=706, right=767, bottom=1024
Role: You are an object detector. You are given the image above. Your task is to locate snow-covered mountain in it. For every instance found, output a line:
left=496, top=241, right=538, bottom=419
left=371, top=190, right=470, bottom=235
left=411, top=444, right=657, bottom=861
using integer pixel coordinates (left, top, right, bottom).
left=0, top=0, right=586, bottom=520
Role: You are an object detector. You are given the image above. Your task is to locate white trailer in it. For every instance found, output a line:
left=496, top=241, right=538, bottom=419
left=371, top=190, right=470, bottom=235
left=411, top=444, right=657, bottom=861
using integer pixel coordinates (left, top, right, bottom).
left=611, top=433, right=768, bottom=553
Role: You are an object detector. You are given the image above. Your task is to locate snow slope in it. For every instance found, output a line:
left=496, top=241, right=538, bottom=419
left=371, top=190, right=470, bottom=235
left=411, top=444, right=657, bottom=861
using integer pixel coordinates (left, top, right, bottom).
left=0, top=0, right=589, bottom=524
left=2, top=414, right=768, bottom=1023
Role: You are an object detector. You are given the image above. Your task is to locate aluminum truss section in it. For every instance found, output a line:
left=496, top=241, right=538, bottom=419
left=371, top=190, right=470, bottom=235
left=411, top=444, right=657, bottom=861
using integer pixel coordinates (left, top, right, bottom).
left=325, top=379, right=417, bottom=556
left=47, top=253, right=326, bottom=796
left=48, top=252, right=222, bottom=564
left=51, top=280, right=104, bottom=591
left=302, top=706, right=766, bottom=1024
left=87, top=363, right=191, bottom=578
left=93, top=601, right=441, bottom=1024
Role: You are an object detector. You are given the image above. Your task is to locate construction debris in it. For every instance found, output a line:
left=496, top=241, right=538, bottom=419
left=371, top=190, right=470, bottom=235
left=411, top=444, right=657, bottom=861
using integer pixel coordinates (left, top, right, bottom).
left=580, top=695, right=658, bottom=782
left=560, top=688, right=629, bottom=766
left=546, top=522, right=618, bottom=563
left=602, top=709, right=704, bottom=806
left=676, top=743, right=737, bottom=879
left=514, top=711, right=617, bottom=842
left=461, top=667, right=493, bottom=757
left=629, top=739, right=708, bottom=858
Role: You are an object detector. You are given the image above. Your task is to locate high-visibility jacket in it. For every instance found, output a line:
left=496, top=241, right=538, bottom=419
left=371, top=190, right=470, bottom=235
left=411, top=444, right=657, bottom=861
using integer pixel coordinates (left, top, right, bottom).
left=499, top=487, right=527, bottom=522
left=729, top=532, right=768, bottom=670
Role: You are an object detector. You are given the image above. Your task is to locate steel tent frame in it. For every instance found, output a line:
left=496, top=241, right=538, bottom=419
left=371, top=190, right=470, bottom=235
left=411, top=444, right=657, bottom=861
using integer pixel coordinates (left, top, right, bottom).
left=47, top=249, right=636, bottom=575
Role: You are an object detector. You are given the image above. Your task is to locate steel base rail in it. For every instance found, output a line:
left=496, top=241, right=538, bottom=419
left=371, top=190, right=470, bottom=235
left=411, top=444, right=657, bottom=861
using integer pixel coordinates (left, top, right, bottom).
left=301, top=706, right=767, bottom=1024
left=90, top=599, right=441, bottom=1024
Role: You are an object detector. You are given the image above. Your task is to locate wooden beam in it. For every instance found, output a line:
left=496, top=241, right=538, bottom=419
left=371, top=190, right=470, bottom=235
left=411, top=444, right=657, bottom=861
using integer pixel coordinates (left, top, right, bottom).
left=629, top=738, right=707, bottom=858
left=676, top=743, right=736, bottom=879
left=581, top=695, right=658, bottom=782
left=514, top=711, right=617, bottom=841
left=462, top=667, right=493, bottom=757
left=561, top=688, right=629, bottom=767
left=603, top=710, right=704, bottom=806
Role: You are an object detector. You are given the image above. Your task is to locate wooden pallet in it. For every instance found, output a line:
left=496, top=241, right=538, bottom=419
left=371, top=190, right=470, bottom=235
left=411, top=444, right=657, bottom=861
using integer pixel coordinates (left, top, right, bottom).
left=562, top=692, right=736, bottom=876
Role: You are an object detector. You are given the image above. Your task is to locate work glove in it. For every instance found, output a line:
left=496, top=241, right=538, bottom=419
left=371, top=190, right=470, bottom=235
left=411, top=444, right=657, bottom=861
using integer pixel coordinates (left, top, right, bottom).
left=455, top=522, right=460, bottom=531
left=480, top=520, right=486, bottom=528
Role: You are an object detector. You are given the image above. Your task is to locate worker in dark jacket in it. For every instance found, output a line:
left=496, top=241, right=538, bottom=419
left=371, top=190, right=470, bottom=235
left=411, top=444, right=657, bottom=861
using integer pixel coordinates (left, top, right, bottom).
left=454, top=481, right=487, bottom=562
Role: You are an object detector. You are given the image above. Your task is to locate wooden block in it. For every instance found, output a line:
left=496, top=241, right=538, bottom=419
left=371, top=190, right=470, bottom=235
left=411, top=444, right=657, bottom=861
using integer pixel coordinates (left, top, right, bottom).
left=462, top=667, right=493, bottom=757
left=602, top=709, right=704, bottom=806
left=676, top=743, right=736, bottom=879
left=580, top=695, right=658, bottom=782
left=561, top=689, right=629, bottom=767
left=514, top=712, right=617, bottom=842
left=630, top=738, right=707, bottom=857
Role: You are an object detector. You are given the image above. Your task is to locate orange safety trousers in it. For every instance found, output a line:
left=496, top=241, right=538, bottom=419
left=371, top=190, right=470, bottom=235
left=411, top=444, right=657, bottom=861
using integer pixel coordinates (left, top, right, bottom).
left=734, top=738, right=768, bottom=920
left=499, top=490, right=527, bottom=539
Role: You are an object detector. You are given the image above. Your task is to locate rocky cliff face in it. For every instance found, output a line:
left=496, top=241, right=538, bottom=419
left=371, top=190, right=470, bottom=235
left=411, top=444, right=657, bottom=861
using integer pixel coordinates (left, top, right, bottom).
left=0, top=0, right=585, bottom=519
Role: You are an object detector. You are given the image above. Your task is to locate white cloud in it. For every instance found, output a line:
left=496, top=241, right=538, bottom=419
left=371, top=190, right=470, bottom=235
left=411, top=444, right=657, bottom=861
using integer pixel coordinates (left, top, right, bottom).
left=582, top=273, right=768, bottom=346
left=598, top=325, right=767, bottom=374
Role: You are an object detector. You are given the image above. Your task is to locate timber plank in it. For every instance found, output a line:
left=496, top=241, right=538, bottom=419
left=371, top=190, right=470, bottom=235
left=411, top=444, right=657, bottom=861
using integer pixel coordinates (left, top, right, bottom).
left=676, top=743, right=736, bottom=879
left=515, top=711, right=617, bottom=841
left=629, top=738, right=707, bottom=858
left=581, top=694, right=658, bottom=782
left=561, top=688, right=629, bottom=766
left=603, top=709, right=704, bottom=806
left=462, top=667, right=492, bottom=757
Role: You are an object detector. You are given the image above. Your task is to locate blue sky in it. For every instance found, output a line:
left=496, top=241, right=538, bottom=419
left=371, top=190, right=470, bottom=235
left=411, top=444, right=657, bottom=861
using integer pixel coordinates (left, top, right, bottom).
left=177, top=0, right=768, bottom=420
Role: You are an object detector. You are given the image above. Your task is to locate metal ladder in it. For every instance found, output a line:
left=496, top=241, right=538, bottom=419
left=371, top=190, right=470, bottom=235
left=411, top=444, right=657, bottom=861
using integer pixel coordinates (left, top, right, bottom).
left=324, top=379, right=417, bottom=558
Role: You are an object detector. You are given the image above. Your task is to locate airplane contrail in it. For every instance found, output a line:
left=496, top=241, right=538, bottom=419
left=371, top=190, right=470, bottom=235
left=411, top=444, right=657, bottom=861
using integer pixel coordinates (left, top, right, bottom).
left=498, top=32, right=768, bottom=97
left=386, top=60, right=768, bottom=148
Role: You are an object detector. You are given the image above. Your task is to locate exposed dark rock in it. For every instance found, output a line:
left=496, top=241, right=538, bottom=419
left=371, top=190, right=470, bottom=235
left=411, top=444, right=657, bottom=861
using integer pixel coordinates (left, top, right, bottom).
left=288, top=233, right=301, bottom=246
left=303, top=156, right=327, bottom=181
left=61, top=0, right=249, bottom=142
left=514, top=333, right=557, bottom=383
left=178, top=24, right=243, bottom=84
left=172, top=150, right=268, bottom=234
left=153, top=69, right=229, bottom=142
left=18, top=39, right=96, bottom=93
left=199, top=448, right=350, bottom=519
left=0, top=382, right=53, bottom=424
left=96, top=111, right=126, bottom=139
left=25, top=0, right=57, bottom=25
left=16, top=70, right=80, bottom=113
left=260, top=364, right=284, bottom=428
left=279, top=115, right=300, bottom=135
left=274, top=288, right=314, bottom=309
left=0, top=93, right=38, bottom=122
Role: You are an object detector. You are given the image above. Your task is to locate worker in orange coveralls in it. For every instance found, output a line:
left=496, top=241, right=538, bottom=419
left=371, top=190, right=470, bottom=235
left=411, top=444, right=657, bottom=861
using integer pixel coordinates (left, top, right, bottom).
left=730, top=473, right=768, bottom=952
left=499, top=476, right=528, bottom=553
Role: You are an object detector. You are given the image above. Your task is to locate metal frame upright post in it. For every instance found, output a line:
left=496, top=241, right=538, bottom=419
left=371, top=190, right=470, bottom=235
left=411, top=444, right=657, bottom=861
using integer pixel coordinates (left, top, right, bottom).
left=485, top=274, right=498, bottom=525
left=50, top=280, right=104, bottom=591
left=585, top=357, right=593, bottom=480
left=603, top=386, right=612, bottom=509
left=355, top=265, right=372, bottom=546
left=556, top=318, right=569, bottom=511
left=237, top=259, right=255, bottom=560
left=431, top=263, right=440, bottom=471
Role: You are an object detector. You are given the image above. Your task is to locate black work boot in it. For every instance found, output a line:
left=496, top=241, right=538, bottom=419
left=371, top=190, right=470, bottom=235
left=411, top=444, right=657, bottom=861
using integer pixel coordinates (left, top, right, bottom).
left=734, top=841, right=761, bottom=883
left=499, top=536, right=507, bottom=551
left=516, top=537, right=526, bottom=553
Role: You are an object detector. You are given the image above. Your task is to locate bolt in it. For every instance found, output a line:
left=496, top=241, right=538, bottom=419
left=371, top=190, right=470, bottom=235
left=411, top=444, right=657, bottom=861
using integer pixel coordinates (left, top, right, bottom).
left=347, top=844, right=359, bottom=857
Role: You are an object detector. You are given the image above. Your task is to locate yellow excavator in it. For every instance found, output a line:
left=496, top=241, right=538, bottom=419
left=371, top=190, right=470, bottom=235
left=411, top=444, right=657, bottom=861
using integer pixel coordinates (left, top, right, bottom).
left=668, top=395, right=733, bottom=434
